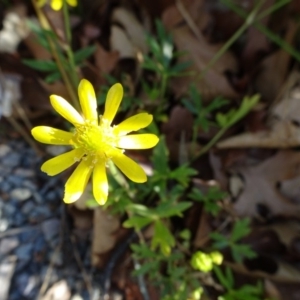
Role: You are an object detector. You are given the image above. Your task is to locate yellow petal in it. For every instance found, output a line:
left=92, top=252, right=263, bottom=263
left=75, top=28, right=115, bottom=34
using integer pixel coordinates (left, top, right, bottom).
left=78, top=79, right=98, bottom=124
left=102, top=83, right=123, bottom=124
left=31, top=126, right=73, bottom=145
left=67, top=0, right=77, bottom=6
left=64, top=158, right=93, bottom=203
left=51, top=0, right=62, bottom=10
left=114, top=113, right=153, bottom=136
left=93, top=161, right=108, bottom=205
left=50, top=95, right=84, bottom=126
left=41, top=148, right=85, bottom=176
left=117, top=134, right=159, bottom=149
left=112, top=153, right=146, bottom=183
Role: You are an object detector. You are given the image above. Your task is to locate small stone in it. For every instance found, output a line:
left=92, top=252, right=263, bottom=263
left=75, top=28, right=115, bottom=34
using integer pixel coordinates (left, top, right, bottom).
left=29, top=206, right=52, bottom=223
left=14, top=244, right=33, bottom=261
left=0, top=255, right=17, bottom=300
left=41, top=218, right=60, bottom=242
left=51, top=251, right=63, bottom=267
left=21, top=201, right=35, bottom=215
left=71, top=294, right=84, bottom=300
left=6, top=175, right=23, bottom=187
left=42, top=280, right=71, bottom=300
left=33, top=235, right=46, bottom=253
left=2, top=152, right=21, bottom=168
left=4, top=203, right=17, bottom=216
left=23, top=275, right=39, bottom=297
left=14, top=168, right=35, bottom=178
left=22, top=180, right=37, bottom=191
left=10, top=188, right=32, bottom=201
left=0, top=238, right=19, bottom=255
left=0, top=181, right=12, bottom=193
left=0, top=144, right=11, bottom=157
left=13, top=213, right=26, bottom=227
left=0, top=219, right=9, bottom=232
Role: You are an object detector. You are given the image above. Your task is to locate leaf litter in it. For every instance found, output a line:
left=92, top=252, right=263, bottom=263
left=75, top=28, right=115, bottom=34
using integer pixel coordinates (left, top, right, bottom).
left=2, top=0, right=300, bottom=299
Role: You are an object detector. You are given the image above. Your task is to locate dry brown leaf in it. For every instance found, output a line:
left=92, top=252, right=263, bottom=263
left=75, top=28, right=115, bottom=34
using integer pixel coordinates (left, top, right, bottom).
left=110, top=25, right=135, bottom=59
left=279, top=176, right=300, bottom=204
left=265, top=221, right=300, bottom=250
left=227, top=260, right=300, bottom=283
left=218, top=72, right=300, bottom=149
left=264, top=279, right=282, bottom=300
left=39, top=80, right=69, bottom=103
left=112, top=7, right=148, bottom=54
left=91, top=207, right=120, bottom=267
left=94, top=43, right=119, bottom=75
left=253, top=20, right=297, bottom=103
left=228, top=151, right=300, bottom=218
left=218, top=121, right=300, bottom=149
left=162, top=4, right=239, bottom=101
left=161, top=105, right=195, bottom=161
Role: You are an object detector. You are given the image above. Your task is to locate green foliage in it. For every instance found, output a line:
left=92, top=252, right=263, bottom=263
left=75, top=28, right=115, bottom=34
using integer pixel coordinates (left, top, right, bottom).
left=23, top=21, right=95, bottom=83
left=142, top=20, right=190, bottom=78
left=131, top=242, right=201, bottom=299
left=215, top=266, right=263, bottom=300
left=211, top=219, right=257, bottom=263
left=182, top=84, right=228, bottom=132
left=25, top=10, right=266, bottom=298
left=188, top=185, right=227, bottom=216
left=216, top=95, right=260, bottom=128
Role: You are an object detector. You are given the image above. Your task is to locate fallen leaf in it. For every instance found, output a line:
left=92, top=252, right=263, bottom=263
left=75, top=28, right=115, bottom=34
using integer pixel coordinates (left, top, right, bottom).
left=112, top=7, right=148, bottom=54
left=218, top=71, right=300, bottom=149
left=253, top=19, right=297, bottom=103
left=94, top=42, right=119, bottom=75
left=110, top=25, right=135, bottom=59
left=228, top=150, right=300, bottom=218
left=162, top=4, right=239, bottom=101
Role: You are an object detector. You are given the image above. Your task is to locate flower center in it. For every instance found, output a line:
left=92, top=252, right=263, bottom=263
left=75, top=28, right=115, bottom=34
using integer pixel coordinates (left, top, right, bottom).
left=71, top=119, right=119, bottom=162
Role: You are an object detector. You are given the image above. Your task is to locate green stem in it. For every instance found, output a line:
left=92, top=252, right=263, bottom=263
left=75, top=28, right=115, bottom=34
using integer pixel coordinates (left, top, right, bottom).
left=192, top=126, right=228, bottom=161
left=223, top=0, right=300, bottom=62
left=199, top=0, right=265, bottom=78
left=32, top=0, right=80, bottom=111
left=62, top=0, right=79, bottom=88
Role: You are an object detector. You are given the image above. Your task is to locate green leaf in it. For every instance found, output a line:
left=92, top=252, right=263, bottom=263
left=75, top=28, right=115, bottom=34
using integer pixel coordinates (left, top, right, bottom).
left=151, top=220, right=175, bottom=256
left=22, top=59, right=58, bottom=72
left=45, top=71, right=61, bottom=83
left=151, top=136, right=169, bottom=175
left=74, top=45, right=96, bottom=64
left=170, top=165, right=197, bottom=186
left=123, top=216, right=153, bottom=230
left=216, top=112, right=229, bottom=127
left=231, top=244, right=256, bottom=263
left=156, top=201, right=192, bottom=218
left=214, top=266, right=233, bottom=290
left=231, top=218, right=251, bottom=241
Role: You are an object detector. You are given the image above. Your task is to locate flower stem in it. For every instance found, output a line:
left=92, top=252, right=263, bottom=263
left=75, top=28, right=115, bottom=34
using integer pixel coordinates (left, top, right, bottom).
left=192, top=126, right=228, bottom=161
left=31, top=0, right=80, bottom=111
left=62, top=0, right=79, bottom=88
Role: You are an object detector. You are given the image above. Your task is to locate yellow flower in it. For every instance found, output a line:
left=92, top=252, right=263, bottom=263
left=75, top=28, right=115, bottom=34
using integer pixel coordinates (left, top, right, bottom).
left=37, top=0, right=77, bottom=11
left=32, top=79, right=159, bottom=205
